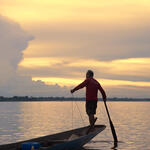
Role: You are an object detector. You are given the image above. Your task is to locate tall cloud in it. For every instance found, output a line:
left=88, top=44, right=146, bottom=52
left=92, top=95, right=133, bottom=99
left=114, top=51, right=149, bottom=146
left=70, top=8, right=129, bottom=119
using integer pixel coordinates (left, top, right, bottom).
left=0, top=15, right=69, bottom=96
left=0, top=15, right=33, bottom=84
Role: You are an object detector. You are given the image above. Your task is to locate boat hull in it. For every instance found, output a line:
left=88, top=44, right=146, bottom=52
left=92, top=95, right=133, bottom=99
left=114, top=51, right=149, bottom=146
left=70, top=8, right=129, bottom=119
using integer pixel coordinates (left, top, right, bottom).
left=44, top=125, right=106, bottom=150
left=0, top=125, right=106, bottom=150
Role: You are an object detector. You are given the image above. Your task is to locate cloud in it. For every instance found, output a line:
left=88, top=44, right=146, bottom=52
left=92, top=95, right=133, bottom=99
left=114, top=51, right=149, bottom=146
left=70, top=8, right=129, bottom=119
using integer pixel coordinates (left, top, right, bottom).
left=0, top=16, right=33, bottom=67
left=105, top=85, right=150, bottom=98
left=1, top=76, right=69, bottom=97
left=26, top=20, right=150, bottom=61
left=0, top=15, right=70, bottom=97
left=19, top=56, right=150, bottom=98
left=0, top=15, right=33, bottom=83
left=19, top=57, right=150, bottom=82
left=19, top=18, right=150, bottom=98
left=1, top=1, right=150, bottom=98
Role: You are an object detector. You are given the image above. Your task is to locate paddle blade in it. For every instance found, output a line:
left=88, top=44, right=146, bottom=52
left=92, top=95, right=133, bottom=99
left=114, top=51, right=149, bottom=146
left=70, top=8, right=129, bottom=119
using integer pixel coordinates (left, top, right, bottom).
left=104, top=101, right=118, bottom=148
left=109, top=119, right=118, bottom=143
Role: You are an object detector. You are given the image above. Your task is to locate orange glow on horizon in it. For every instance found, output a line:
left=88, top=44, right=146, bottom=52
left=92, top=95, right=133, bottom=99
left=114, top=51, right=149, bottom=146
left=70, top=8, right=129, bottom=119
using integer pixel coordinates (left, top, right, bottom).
left=32, top=77, right=150, bottom=88
left=19, top=57, right=150, bottom=78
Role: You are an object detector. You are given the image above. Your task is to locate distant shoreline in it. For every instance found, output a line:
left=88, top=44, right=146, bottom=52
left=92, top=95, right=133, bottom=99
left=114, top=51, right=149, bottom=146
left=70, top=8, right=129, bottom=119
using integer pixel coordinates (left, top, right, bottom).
left=0, top=96, right=150, bottom=102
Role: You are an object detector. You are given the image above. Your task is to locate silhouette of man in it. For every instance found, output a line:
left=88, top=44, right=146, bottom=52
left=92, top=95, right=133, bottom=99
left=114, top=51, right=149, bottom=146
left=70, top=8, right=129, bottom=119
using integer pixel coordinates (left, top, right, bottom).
left=71, top=70, right=107, bottom=127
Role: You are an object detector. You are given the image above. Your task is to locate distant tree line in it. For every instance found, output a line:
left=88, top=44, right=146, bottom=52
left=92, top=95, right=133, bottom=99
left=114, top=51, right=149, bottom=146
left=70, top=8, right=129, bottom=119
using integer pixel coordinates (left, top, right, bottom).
left=0, top=96, right=150, bottom=102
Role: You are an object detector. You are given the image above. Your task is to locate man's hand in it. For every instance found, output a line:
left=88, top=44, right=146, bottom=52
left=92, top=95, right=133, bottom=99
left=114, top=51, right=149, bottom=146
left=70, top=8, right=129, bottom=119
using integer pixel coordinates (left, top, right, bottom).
left=70, top=89, right=75, bottom=94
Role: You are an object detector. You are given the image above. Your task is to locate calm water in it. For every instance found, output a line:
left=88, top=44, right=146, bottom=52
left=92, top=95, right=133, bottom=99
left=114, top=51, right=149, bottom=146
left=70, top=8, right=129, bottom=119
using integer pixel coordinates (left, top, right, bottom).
left=0, top=101, right=149, bottom=150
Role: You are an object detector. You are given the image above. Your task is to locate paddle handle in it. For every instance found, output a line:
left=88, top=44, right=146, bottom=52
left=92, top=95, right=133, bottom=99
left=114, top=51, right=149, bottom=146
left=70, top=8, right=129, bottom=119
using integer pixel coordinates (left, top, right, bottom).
left=104, top=101, right=111, bottom=120
left=104, top=101, right=118, bottom=143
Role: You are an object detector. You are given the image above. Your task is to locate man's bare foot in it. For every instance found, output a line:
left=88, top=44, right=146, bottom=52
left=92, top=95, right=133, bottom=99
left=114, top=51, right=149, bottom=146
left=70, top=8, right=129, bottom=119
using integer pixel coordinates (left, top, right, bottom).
left=86, top=118, right=98, bottom=135
left=92, top=117, right=97, bottom=126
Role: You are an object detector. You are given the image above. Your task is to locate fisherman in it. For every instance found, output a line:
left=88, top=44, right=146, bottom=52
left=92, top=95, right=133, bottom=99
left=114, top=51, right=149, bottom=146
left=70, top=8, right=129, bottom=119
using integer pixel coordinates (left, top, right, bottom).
left=70, top=70, right=107, bottom=127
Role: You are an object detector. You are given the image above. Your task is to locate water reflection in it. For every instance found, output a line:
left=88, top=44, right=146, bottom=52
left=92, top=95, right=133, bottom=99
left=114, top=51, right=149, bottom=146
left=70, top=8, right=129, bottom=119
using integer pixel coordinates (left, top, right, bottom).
left=0, top=101, right=149, bottom=150
left=18, top=102, right=80, bottom=140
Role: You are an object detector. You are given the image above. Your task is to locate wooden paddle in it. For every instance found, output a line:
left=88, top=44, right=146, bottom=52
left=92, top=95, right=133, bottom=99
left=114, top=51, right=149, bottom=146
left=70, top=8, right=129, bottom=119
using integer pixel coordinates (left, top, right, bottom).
left=104, top=101, right=118, bottom=148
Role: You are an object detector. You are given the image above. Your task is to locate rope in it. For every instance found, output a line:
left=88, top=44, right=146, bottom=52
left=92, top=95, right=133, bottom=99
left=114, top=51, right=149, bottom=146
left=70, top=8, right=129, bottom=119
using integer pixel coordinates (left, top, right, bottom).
left=71, top=94, right=85, bottom=127
left=72, top=96, right=73, bottom=129
left=75, top=101, right=85, bottom=126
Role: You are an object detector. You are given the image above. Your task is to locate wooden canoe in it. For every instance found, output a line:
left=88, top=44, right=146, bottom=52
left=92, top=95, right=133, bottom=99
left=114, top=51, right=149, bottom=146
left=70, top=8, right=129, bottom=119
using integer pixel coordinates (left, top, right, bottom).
left=0, top=125, right=106, bottom=150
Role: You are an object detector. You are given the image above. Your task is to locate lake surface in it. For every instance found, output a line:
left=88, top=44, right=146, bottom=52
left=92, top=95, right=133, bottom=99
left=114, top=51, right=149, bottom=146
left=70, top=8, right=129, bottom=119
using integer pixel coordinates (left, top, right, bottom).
left=0, top=101, right=149, bottom=150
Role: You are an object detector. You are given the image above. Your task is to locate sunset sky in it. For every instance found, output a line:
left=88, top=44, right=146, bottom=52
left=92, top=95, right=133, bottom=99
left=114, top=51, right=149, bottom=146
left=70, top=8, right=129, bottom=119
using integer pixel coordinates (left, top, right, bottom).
left=0, top=0, right=150, bottom=98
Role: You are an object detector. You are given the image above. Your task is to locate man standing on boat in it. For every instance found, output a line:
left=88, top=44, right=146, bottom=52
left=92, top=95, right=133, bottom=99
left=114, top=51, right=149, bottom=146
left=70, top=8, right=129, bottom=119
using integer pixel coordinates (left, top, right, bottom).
left=70, top=70, right=107, bottom=127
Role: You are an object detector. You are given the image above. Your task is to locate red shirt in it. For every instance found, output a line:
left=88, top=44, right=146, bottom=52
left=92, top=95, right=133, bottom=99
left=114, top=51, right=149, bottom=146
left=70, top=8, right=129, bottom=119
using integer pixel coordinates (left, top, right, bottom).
left=73, top=77, right=106, bottom=101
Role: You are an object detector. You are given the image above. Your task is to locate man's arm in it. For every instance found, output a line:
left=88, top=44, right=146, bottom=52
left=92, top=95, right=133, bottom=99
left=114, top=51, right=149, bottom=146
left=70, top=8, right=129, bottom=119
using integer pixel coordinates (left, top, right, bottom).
left=98, top=84, right=107, bottom=101
left=71, top=79, right=88, bottom=93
